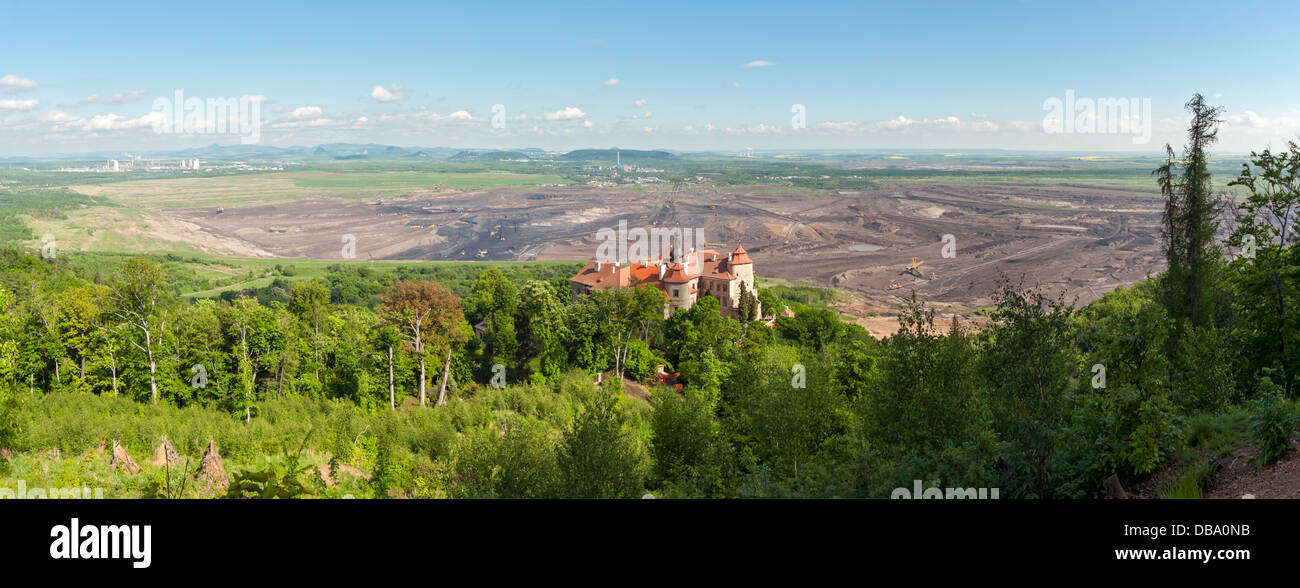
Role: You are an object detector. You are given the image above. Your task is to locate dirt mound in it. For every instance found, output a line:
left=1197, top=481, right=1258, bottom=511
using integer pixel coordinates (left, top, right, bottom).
left=110, top=440, right=141, bottom=475
left=196, top=438, right=229, bottom=488
left=621, top=378, right=652, bottom=403
left=316, top=464, right=372, bottom=487
left=149, top=435, right=180, bottom=467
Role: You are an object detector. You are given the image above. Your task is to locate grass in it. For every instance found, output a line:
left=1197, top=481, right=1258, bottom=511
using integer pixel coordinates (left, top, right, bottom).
left=1157, top=459, right=1217, bottom=499
left=0, top=372, right=627, bottom=498
left=74, top=171, right=572, bottom=210
left=1153, top=410, right=1248, bottom=499
left=290, top=171, right=569, bottom=191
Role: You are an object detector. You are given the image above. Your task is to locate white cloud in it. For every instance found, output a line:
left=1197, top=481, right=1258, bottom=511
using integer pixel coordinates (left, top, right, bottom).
left=742, top=60, right=776, bottom=68
left=370, top=84, right=407, bottom=103
left=290, top=106, right=324, bottom=120
left=41, top=110, right=80, bottom=123
left=872, top=115, right=999, bottom=132
left=632, top=98, right=647, bottom=107
left=1221, top=110, right=1300, bottom=144
left=0, top=99, right=38, bottom=111
left=814, top=120, right=865, bottom=132
left=723, top=123, right=783, bottom=135
left=728, top=81, right=742, bottom=88
left=1226, top=110, right=1274, bottom=129
left=808, top=115, right=1001, bottom=135
left=241, top=95, right=271, bottom=104
left=376, top=107, right=486, bottom=125
left=0, top=74, right=39, bottom=93
left=83, top=112, right=165, bottom=131
left=601, top=77, right=621, bottom=87
left=81, top=90, right=148, bottom=105
left=541, top=106, right=588, bottom=121
left=28, top=109, right=164, bottom=134
left=634, top=111, right=653, bottom=119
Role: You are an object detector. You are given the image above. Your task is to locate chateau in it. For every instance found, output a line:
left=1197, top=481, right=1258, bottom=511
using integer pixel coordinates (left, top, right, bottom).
left=570, top=244, right=761, bottom=319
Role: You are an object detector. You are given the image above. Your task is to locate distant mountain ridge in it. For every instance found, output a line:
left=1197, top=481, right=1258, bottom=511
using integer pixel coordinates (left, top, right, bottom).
left=0, top=143, right=661, bottom=163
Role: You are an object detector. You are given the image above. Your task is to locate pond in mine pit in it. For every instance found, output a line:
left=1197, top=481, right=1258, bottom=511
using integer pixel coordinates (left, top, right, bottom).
left=848, top=243, right=886, bottom=252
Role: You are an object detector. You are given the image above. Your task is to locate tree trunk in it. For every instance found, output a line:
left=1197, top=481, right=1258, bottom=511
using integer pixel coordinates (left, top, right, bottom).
left=388, top=345, right=395, bottom=410
left=419, top=355, right=427, bottom=406
left=145, top=329, right=158, bottom=404
left=437, top=348, right=452, bottom=406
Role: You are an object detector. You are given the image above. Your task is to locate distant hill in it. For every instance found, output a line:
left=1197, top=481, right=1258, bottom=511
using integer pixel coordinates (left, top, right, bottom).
left=560, top=148, right=674, bottom=161
left=449, top=150, right=536, bottom=162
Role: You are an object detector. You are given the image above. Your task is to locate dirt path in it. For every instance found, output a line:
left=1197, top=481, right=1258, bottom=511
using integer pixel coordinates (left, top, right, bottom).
left=1207, top=435, right=1300, bottom=499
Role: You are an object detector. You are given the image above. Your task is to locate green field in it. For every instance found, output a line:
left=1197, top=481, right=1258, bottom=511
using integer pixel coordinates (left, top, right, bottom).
left=72, top=170, right=572, bottom=209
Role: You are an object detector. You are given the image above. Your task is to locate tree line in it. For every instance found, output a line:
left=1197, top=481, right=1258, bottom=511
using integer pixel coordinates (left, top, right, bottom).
left=1, top=94, right=1298, bottom=498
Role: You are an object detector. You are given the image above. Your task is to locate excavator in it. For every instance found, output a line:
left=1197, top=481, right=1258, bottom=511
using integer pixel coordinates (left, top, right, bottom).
left=898, top=258, right=939, bottom=282
left=901, top=258, right=926, bottom=278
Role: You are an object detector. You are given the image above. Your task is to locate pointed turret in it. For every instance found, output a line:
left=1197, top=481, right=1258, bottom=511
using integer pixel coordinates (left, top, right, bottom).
left=730, top=243, right=753, bottom=265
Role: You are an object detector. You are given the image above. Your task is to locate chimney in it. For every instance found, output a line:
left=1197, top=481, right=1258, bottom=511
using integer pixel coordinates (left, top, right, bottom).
left=728, top=252, right=733, bottom=262
left=596, top=261, right=602, bottom=271
left=658, top=264, right=666, bottom=280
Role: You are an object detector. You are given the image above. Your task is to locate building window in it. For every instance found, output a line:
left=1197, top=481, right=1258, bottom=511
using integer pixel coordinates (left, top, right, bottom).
left=673, top=289, right=679, bottom=297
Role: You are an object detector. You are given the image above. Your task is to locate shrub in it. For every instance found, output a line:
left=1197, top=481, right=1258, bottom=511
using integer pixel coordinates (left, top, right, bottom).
left=0, top=390, right=27, bottom=451
left=1246, top=389, right=1298, bottom=467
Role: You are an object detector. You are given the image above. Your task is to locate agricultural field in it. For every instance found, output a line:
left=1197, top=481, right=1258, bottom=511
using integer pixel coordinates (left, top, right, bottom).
left=71, top=170, right=571, bottom=209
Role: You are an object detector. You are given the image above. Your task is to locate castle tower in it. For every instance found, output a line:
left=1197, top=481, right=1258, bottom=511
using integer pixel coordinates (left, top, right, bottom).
left=729, top=244, right=759, bottom=317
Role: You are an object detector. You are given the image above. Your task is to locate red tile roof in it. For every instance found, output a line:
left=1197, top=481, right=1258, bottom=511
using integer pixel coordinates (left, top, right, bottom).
left=571, top=247, right=748, bottom=291
left=730, top=244, right=753, bottom=265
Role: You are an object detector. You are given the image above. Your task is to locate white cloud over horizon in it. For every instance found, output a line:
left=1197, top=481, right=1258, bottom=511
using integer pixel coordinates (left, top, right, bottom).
left=2, top=99, right=1298, bottom=156
left=0, top=99, right=39, bottom=111
left=81, top=90, right=148, bottom=105
left=370, top=84, right=407, bottom=103
left=541, top=106, right=588, bottom=121
left=0, top=75, right=40, bottom=93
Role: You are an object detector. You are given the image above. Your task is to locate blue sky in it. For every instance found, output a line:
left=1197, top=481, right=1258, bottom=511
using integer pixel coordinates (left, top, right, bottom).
left=1, top=0, right=1298, bottom=155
